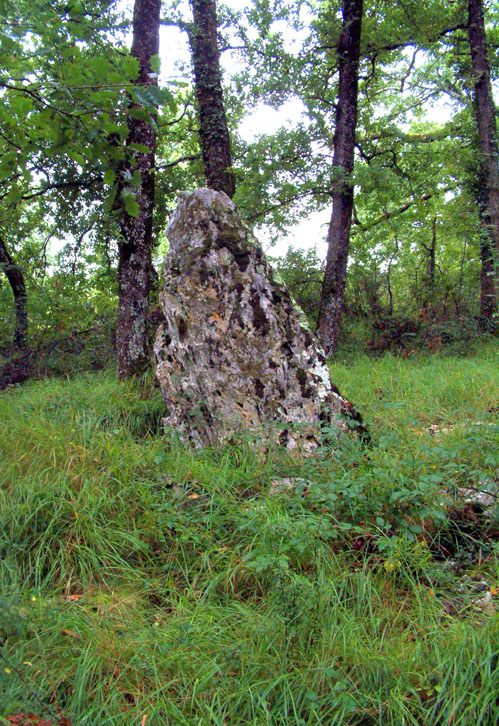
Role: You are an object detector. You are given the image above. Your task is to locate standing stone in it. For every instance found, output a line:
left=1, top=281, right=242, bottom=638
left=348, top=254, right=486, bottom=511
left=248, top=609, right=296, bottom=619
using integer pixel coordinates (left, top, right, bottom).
left=154, top=188, right=355, bottom=449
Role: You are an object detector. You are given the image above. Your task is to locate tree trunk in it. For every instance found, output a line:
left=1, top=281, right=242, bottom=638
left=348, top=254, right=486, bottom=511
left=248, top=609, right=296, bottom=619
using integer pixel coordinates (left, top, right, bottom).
left=317, top=0, right=363, bottom=356
left=467, top=0, right=499, bottom=323
left=419, top=213, right=437, bottom=314
left=188, top=0, right=236, bottom=198
left=478, top=180, right=497, bottom=324
left=116, top=0, right=160, bottom=378
left=387, top=238, right=399, bottom=317
left=0, top=234, right=28, bottom=350
left=455, top=238, right=467, bottom=316
left=428, top=214, right=436, bottom=289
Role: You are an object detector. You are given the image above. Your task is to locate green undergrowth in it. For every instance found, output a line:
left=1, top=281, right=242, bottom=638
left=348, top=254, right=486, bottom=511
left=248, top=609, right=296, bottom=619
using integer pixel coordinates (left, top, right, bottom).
left=0, top=341, right=498, bottom=725
left=331, top=341, right=498, bottom=430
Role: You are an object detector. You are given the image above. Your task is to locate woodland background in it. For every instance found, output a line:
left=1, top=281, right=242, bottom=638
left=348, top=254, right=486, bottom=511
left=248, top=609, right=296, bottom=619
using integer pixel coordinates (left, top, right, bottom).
left=0, top=0, right=498, bottom=380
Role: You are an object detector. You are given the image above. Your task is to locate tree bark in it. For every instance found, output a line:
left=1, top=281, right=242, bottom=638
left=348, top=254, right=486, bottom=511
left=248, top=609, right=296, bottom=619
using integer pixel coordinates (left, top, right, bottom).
left=428, top=214, right=436, bottom=289
left=467, top=0, right=499, bottom=323
left=116, top=0, right=160, bottom=378
left=317, top=0, right=363, bottom=356
left=476, top=176, right=497, bottom=324
left=188, top=0, right=236, bottom=198
left=387, top=238, right=399, bottom=317
left=0, top=234, right=28, bottom=350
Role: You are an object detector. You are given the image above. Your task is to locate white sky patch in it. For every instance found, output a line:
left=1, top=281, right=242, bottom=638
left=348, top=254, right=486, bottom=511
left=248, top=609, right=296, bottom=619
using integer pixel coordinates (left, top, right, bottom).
left=269, top=19, right=309, bottom=55
left=238, top=97, right=308, bottom=142
left=159, top=23, right=191, bottom=83
left=421, top=97, right=455, bottom=125
left=261, top=209, right=330, bottom=259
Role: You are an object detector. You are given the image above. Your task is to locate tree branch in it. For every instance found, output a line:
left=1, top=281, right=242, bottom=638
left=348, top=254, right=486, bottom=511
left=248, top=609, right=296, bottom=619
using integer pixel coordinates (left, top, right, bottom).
left=156, top=153, right=200, bottom=170
left=353, top=186, right=455, bottom=234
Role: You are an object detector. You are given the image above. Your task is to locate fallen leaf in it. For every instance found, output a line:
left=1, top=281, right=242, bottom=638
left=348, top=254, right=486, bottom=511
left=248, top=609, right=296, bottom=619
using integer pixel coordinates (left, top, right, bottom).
left=61, top=629, right=80, bottom=639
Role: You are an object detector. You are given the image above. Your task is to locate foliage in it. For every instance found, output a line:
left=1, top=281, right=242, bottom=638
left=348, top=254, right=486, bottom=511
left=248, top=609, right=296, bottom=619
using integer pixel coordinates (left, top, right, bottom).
left=0, top=342, right=498, bottom=723
left=0, top=0, right=200, bottom=357
left=271, top=246, right=324, bottom=326
left=271, top=241, right=491, bottom=356
left=226, top=0, right=497, bottom=337
left=1, top=0, right=498, bottom=355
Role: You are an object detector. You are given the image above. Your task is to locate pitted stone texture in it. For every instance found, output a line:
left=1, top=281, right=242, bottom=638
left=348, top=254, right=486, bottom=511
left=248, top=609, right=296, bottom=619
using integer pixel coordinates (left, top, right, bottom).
left=154, top=188, right=346, bottom=448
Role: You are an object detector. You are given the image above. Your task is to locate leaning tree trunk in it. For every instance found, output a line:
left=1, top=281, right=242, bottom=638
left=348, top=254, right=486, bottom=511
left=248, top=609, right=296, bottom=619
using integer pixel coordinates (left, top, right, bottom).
left=317, top=0, right=363, bottom=356
left=188, top=0, right=236, bottom=198
left=0, top=234, right=28, bottom=351
left=467, top=0, right=499, bottom=323
left=116, top=0, right=161, bottom=378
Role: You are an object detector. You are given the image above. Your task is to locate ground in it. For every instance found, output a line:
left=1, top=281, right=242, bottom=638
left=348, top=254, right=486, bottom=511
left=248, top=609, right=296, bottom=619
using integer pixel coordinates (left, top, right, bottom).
left=0, top=340, right=498, bottom=725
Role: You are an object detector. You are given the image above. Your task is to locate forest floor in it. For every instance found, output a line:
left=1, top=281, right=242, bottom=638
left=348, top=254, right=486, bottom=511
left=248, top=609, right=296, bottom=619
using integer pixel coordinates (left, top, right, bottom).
left=0, top=340, right=498, bottom=725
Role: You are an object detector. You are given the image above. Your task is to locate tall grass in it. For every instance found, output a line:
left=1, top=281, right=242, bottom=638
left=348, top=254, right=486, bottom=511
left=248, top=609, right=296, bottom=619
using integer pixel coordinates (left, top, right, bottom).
left=0, top=341, right=498, bottom=724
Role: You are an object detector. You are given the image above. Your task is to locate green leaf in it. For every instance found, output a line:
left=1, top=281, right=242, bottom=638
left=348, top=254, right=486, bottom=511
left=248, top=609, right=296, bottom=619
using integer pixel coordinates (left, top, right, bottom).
left=103, top=169, right=116, bottom=185
left=67, top=149, right=85, bottom=165
left=102, top=183, right=118, bottom=212
left=160, top=87, right=176, bottom=110
left=128, top=107, right=152, bottom=122
left=108, top=145, right=125, bottom=160
left=0, top=152, right=17, bottom=174
left=131, top=84, right=165, bottom=108
left=124, top=194, right=140, bottom=217
left=129, top=142, right=151, bottom=154
left=122, top=55, right=140, bottom=81
left=150, top=55, right=161, bottom=73
left=68, top=0, right=84, bottom=16
left=102, top=119, right=125, bottom=135
left=91, top=55, right=109, bottom=80
left=6, top=186, right=23, bottom=202
left=11, top=94, right=33, bottom=119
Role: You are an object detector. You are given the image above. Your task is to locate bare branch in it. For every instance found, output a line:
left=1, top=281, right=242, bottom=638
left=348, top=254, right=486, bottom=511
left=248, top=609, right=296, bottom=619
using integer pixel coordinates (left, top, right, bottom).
left=156, top=153, right=200, bottom=170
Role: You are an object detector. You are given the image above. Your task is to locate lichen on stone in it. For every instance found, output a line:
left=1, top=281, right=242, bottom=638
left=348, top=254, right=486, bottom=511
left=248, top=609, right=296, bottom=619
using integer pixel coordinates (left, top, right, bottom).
left=154, top=188, right=350, bottom=449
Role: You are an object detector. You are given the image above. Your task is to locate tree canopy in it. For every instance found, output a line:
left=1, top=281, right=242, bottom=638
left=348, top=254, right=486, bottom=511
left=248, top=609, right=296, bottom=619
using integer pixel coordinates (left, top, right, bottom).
left=0, top=0, right=497, bottom=374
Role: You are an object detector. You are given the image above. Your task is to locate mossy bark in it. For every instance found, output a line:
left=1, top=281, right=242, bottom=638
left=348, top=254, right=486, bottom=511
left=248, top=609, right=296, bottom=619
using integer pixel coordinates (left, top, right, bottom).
left=116, top=0, right=160, bottom=378
left=188, top=0, right=236, bottom=198
left=467, top=0, right=499, bottom=324
left=0, top=234, right=28, bottom=351
left=317, top=0, right=363, bottom=357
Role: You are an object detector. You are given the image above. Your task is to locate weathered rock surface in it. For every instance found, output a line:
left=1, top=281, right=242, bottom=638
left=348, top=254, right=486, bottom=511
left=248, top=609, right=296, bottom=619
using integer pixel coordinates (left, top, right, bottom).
left=154, top=188, right=353, bottom=449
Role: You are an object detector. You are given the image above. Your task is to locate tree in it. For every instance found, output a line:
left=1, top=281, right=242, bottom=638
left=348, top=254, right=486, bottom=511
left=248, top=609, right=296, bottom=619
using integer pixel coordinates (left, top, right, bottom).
left=116, top=0, right=161, bottom=378
left=0, top=0, right=202, bottom=374
left=467, top=0, right=499, bottom=323
left=0, top=0, right=125, bottom=353
left=188, top=0, right=236, bottom=197
left=317, top=0, right=363, bottom=356
left=228, top=0, right=487, bottom=336
left=0, top=235, right=28, bottom=350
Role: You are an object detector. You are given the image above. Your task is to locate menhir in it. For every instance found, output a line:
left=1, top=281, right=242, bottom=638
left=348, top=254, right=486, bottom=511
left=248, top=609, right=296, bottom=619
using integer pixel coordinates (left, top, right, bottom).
left=154, top=188, right=368, bottom=449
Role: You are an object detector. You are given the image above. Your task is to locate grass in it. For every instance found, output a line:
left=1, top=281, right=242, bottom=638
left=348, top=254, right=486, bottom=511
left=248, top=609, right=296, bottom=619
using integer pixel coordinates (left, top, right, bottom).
left=332, top=342, right=497, bottom=429
left=0, top=340, right=498, bottom=725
